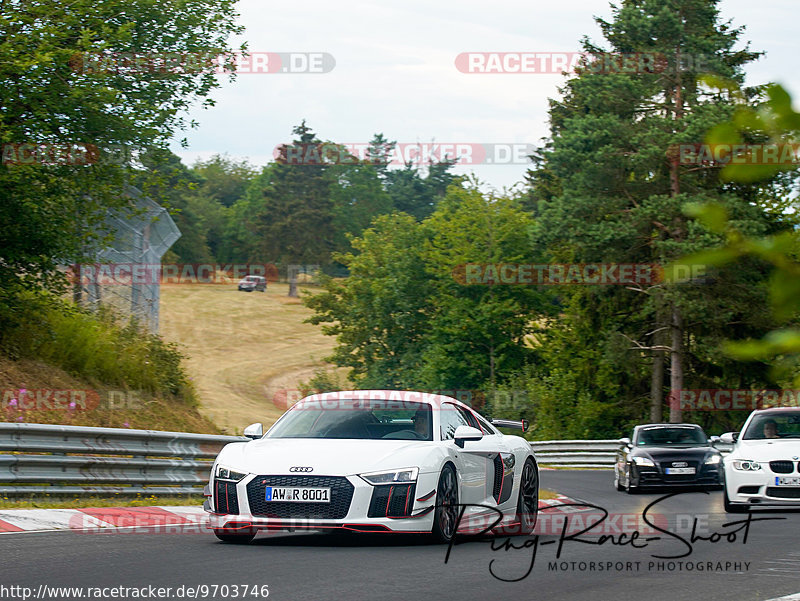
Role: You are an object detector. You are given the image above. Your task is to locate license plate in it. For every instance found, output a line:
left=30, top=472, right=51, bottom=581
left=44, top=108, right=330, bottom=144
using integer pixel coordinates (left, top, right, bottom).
left=264, top=487, right=331, bottom=503
left=775, top=476, right=800, bottom=486
left=665, top=467, right=696, bottom=475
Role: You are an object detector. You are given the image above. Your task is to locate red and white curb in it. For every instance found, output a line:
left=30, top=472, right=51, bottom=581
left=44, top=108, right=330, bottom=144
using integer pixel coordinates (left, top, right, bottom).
left=0, top=506, right=208, bottom=534
left=0, top=496, right=586, bottom=534
left=539, top=494, right=592, bottom=514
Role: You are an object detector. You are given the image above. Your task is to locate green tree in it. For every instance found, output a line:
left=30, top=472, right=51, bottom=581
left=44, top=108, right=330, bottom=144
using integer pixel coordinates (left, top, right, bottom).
left=418, top=183, right=542, bottom=391
left=189, top=155, right=256, bottom=260
left=0, top=0, right=243, bottom=293
left=304, top=212, right=434, bottom=387
left=385, top=158, right=460, bottom=221
left=191, top=154, right=256, bottom=208
left=670, top=82, right=800, bottom=389
left=135, top=149, right=212, bottom=263
left=328, top=145, right=392, bottom=254
left=304, top=182, right=544, bottom=394
left=526, top=0, right=783, bottom=430
left=251, top=122, right=335, bottom=294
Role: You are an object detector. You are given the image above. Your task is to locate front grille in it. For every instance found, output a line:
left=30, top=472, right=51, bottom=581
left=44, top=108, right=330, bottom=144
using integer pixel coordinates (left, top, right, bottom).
left=492, top=454, right=503, bottom=501
left=246, top=476, right=354, bottom=519
left=367, top=484, right=416, bottom=518
left=215, top=480, right=239, bottom=514
left=769, top=461, right=796, bottom=474
left=766, top=487, right=800, bottom=499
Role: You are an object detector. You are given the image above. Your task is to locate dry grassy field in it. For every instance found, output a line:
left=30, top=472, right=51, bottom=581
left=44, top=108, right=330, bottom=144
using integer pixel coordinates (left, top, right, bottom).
left=159, top=282, right=341, bottom=434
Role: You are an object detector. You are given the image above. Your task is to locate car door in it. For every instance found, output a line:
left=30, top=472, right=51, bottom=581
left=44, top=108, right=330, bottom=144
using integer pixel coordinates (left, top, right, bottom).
left=464, top=408, right=516, bottom=509
left=441, top=403, right=512, bottom=509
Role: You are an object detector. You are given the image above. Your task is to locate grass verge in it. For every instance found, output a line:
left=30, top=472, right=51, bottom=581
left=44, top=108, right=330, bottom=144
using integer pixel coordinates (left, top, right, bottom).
left=0, top=287, right=219, bottom=433
left=0, top=495, right=204, bottom=510
left=539, top=489, right=560, bottom=500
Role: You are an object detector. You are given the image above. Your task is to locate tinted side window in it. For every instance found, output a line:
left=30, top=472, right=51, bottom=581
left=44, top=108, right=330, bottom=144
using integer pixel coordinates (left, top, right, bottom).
left=440, top=404, right=470, bottom=440
left=456, top=406, right=481, bottom=430
left=473, top=412, right=497, bottom=435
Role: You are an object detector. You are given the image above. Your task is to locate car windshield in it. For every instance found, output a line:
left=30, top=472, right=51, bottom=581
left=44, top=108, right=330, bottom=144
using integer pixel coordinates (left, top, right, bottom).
left=266, top=399, right=433, bottom=441
left=635, top=427, right=707, bottom=446
left=742, top=413, right=800, bottom=440
left=244, top=276, right=259, bottom=281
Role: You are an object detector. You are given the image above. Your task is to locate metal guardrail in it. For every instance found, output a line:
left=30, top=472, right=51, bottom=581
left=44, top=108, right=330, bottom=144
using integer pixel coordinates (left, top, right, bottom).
left=531, top=439, right=734, bottom=468
left=0, top=423, right=246, bottom=496
left=0, top=424, right=736, bottom=494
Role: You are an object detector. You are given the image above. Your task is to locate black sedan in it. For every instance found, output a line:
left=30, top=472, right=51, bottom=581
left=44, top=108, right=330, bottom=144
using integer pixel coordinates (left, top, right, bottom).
left=614, top=423, right=722, bottom=493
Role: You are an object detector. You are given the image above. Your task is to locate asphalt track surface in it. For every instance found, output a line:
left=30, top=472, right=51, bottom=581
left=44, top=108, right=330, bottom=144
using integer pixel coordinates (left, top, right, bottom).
left=1, top=470, right=799, bottom=601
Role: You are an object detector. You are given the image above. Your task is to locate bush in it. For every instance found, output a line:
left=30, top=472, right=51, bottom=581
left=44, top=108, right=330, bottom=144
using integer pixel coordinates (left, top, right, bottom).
left=296, top=368, right=345, bottom=397
left=0, top=288, right=195, bottom=405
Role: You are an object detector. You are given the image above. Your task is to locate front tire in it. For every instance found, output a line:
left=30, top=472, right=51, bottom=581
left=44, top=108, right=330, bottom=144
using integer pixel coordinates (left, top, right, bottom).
left=431, top=463, right=459, bottom=543
left=213, top=529, right=256, bottom=543
left=515, top=457, right=539, bottom=534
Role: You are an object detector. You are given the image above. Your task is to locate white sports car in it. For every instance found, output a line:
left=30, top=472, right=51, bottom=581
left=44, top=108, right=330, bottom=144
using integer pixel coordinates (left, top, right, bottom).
left=204, top=390, right=539, bottom=543
left=721, top=407, right=800, bottom=512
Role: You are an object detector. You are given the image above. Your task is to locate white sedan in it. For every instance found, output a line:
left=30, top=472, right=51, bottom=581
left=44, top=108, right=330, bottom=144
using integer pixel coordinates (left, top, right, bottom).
left=204, top=390, right=538, bottom=543
left=721, top=407, right=800, bottom=512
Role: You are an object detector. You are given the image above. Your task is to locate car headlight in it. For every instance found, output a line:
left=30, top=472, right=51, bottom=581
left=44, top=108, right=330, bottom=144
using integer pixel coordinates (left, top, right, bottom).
left=704, top=455, right=722, bottom=465
left=731, top=460, right=762, bottom=471
left=215, top=465, right=248, bottom=482
left=632, top=456, right=655, bottom=467
left=359, top=467, right=419, bottom=485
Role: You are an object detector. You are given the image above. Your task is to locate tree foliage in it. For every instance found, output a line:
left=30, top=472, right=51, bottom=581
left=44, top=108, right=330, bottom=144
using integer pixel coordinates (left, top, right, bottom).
left=0, top=0, right=244, bottom=292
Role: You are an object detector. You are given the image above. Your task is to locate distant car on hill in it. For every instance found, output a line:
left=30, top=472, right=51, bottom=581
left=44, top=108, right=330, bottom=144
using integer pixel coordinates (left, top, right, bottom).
left=237, top=275, right=266, bottom=292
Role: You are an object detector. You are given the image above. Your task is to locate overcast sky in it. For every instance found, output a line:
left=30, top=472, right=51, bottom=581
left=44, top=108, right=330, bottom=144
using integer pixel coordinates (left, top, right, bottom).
left=171, top=0, right=799, bottom=192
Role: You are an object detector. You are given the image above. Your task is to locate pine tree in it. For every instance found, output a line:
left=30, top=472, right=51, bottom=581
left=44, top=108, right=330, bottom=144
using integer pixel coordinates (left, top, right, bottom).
left=528, top=0, right=783, bottom=425
left=252, top=121, right=335, bottom=295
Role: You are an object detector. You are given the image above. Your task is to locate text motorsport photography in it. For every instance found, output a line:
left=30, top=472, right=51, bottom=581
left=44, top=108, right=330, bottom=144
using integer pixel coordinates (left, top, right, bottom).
left=445, top=492, right=779, bottom=582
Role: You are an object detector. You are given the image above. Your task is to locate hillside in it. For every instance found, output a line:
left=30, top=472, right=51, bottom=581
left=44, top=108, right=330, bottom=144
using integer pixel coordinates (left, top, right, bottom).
left=159, top=282, right=341, bottom=434
left=0, top=355, right=219, bottom=433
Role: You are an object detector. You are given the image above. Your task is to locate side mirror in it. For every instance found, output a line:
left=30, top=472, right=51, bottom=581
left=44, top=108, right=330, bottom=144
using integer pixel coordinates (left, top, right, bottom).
left=618, top=437, right=632, bottom=447
left=244, top=423, right=263, bottom=439
left=720, top=432, right=738, bottom=444
left=454, top=425, right=483, bottom=448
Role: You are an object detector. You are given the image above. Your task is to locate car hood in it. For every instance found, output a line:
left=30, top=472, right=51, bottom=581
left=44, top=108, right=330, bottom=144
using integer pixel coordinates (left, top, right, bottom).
left=729, top=439, right=800, bottom=461
left=633, top=446, right=716, bottom=461
left=215, top=438, right=443, bottom=476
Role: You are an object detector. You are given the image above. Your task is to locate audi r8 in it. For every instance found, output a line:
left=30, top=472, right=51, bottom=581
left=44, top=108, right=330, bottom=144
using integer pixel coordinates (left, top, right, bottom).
left=204, top=390, right=538, bottom=543
left=721, top=407, right=800, bottom=512
left=614, top=423, right=722, bottom=493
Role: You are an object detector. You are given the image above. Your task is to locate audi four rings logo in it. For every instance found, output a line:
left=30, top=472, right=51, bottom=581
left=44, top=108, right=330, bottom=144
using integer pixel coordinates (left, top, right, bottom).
left=290, top=466, right=313, bottom=472
left=672, top=461, right=688, bottom=467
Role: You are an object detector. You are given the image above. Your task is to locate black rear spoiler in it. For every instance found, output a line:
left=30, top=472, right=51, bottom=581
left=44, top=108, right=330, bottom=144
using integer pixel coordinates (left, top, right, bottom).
left=490, top=418, right=529, bottom=432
